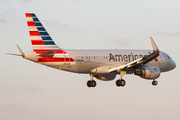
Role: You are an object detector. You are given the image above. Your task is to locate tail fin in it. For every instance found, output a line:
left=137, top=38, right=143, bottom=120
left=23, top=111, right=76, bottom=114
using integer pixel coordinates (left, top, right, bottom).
left=25, top=13, right=64, bottom=54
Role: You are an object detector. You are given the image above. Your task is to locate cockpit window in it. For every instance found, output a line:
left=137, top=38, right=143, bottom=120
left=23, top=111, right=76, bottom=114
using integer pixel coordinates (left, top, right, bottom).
left=167, top=55, right=171, bottom=59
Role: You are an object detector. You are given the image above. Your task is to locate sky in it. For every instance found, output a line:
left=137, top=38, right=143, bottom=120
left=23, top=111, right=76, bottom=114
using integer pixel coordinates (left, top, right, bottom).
left=0, top=0, right=180, bottom=120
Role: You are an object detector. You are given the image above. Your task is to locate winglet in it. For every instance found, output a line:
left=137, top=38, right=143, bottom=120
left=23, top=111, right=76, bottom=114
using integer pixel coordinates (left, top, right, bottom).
left=16, top=45, right=24, bottom=55
left=150, top=36, right=159, bottom=53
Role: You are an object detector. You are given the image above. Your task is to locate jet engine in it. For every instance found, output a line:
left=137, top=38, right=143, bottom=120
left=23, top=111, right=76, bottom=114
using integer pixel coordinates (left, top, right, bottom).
left=134, top=66, right=161, bottom=79
left=94, top=74, right=116, bottom=81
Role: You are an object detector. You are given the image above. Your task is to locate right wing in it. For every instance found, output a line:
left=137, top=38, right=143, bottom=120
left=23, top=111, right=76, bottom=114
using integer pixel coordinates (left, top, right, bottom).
left=108, top=37, right=159, bottom=73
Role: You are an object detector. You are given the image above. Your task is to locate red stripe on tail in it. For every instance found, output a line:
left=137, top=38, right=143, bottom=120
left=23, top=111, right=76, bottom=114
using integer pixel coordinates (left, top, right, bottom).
left=29, top=31, right=40, bottom=35
left=25, top=13, right=31, bottom=17
left=27, top=22, right=36, bottom=26
left=31, top=40, right=45, bottom=45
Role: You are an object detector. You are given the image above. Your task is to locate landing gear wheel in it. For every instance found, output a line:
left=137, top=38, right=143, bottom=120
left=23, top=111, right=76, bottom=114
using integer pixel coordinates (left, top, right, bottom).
left=120, top=79, right=126, bottom=86
left=116, top=80, right=121, bottom=87
left=87, top=80, right=92, bottom=87
left=152, top=81, right=158, bottom=86
left=116, top=79, right=126, bottom=87
left=87, top=80, right=97, bottom=87
left=91, top=80, right=96, bottom=87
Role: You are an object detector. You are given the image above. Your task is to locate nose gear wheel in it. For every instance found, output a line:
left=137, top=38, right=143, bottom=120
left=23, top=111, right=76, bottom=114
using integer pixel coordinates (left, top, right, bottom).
left=152, top=80, right=158, bottom=86
left=116, top=79, right=126, bottom=87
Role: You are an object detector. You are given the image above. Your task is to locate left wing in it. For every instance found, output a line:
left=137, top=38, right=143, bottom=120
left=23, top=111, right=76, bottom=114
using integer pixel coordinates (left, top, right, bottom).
left=38, top=51, right=56, bottom=58
left=108, top=37, right=159, bottom=73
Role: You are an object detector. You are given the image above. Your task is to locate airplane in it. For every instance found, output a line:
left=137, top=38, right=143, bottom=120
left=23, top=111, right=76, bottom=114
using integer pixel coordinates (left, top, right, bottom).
left=7, top=13, right=176, bottom=87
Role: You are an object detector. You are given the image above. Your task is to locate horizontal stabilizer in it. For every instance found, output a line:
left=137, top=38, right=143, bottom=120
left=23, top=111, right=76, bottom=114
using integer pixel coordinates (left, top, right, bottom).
left=38, top=51, right=56, bottom=58
left=6, top=53, right=22, bottom=56
left=6, top=45, right=24, bottom=58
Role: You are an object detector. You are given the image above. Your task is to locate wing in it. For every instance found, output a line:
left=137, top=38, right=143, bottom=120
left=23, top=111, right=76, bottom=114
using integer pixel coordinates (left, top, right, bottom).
left=108, top=37, right=159, bottom=73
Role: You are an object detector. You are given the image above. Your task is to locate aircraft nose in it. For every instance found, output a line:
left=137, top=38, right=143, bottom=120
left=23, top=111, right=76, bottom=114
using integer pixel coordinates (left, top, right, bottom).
left=168, top=59, right=176, bottom=70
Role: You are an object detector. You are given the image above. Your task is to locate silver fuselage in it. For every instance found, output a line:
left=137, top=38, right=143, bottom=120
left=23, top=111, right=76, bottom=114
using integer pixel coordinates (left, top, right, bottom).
left=37, top=49, right=176, bottom=74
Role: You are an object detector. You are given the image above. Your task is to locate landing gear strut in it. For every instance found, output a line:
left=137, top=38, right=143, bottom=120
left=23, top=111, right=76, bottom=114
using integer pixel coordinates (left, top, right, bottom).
left=116, top=71, right=126, bottom=87
left=87, top=74, right=97, bottom=87
left=152, top=80, right=158, bottom=86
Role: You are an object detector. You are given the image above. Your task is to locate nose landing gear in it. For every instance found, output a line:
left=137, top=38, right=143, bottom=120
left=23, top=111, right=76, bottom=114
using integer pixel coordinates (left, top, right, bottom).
left=116, top=79, right=126, bottom=87
left=152, top=80, right=158, bottom=86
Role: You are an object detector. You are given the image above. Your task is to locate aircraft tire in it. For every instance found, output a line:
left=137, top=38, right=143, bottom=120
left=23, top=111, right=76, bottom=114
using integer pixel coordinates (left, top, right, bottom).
left=152, top=81, right=158, bottom=86
left=116, top=80, right=121, bottom=87
left=91, top=80, right=97, bottom=87
left=116, top=79, right=126, bottom=87
left=87, top=80, right=92, bottom=87
left=120, top=79, right=126, bottom=86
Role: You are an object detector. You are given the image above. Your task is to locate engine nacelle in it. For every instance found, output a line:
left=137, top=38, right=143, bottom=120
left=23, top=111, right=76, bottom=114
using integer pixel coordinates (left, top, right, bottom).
left=94, top=74, right=116, bottom=81
left=134, top=66, right=161, bottom=80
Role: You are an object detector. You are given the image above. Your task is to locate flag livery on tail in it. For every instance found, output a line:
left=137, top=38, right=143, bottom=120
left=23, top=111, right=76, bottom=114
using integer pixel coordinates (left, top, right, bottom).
left=25, top=13, right=74, bottom=63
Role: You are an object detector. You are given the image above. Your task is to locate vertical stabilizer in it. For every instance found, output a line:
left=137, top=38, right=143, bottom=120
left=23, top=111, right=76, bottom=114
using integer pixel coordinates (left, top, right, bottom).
left=25, top=13, right=64, bottom=54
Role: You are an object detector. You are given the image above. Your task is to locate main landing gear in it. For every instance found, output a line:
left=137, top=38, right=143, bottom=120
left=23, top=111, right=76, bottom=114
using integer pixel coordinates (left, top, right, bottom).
left=116, top=71, right=126, bottom=87
left=87, top=74, right=97, bottom=87
left=87, top=80, right=96, bottom=87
